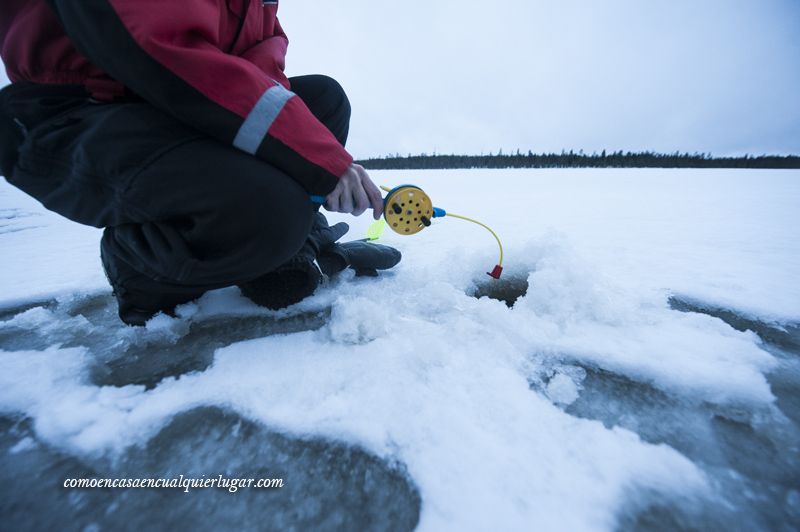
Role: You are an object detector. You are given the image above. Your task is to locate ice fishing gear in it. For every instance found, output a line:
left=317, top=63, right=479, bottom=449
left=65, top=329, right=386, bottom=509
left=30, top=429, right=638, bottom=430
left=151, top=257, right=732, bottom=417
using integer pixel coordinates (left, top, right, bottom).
left=311, top=184, right=504, bottom=279
left=379, top=184, right=504, bottom=279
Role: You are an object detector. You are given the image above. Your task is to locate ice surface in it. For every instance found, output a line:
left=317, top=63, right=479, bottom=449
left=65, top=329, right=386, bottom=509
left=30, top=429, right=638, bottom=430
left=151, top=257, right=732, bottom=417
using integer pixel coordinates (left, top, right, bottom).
left=0, top=186, right=107, bottom=307
left=1, top=169, right=799, bottom=530
left=0, top=409, right=422, bottom=531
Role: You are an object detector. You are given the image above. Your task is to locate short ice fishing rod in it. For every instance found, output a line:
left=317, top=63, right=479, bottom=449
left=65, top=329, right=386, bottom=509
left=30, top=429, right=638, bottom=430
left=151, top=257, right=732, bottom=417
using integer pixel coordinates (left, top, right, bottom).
left=313, top=184, right=504, bottom=279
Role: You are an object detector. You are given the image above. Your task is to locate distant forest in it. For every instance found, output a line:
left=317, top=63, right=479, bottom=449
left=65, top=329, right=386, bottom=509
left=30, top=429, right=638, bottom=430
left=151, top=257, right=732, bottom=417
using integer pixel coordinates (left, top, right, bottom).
left=357, top=150, right=800, bottom=170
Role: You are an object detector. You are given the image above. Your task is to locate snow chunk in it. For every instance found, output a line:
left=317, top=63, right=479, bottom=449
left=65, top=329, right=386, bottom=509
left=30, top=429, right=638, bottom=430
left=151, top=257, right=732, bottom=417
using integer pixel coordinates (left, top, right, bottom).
left=328, top=296, right=390, bottom=344
left=545, top=367, right=586, bottom=406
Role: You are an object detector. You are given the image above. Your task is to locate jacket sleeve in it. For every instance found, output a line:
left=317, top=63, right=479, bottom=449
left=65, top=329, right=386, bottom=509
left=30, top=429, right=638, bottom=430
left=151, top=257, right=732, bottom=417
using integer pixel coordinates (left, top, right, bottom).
left=46, top=0, right=351, bottom=195
left=240, top=21, right=289, bottom=86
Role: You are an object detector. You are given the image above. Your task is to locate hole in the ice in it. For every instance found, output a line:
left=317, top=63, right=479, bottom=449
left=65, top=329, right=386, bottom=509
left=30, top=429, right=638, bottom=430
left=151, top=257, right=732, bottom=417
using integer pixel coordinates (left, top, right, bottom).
left=470, top=276, right=529, bottom=307
left=0, top=408, right=422, bottom=531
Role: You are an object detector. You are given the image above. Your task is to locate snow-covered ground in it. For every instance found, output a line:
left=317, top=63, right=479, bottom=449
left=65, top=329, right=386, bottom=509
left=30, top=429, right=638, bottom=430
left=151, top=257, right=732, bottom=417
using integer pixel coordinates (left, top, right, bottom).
left=1, top=168, right=799, bottom=531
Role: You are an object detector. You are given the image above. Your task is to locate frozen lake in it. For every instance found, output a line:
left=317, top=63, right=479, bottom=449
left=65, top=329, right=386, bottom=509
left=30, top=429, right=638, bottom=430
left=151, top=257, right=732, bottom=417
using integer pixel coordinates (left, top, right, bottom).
left=1, top=168, right=799, bottom=531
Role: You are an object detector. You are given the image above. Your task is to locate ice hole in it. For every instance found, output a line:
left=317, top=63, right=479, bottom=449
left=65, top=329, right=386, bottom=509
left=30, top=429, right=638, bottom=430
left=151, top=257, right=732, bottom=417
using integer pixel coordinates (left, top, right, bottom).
left=470, top=275, right=529, bottom=307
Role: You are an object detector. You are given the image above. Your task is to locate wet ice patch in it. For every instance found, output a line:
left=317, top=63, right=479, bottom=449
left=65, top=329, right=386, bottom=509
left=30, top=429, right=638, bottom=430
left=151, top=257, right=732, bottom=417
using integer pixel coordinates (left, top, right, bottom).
left=568, top=365, right=800, bottom=529
left=670, top=295, right=800, bottom=352
left=0, top=294, right=331, bottom=390
left=0, top=410, right=422, bottom=531
left=0, top=306, right=93, bottom=351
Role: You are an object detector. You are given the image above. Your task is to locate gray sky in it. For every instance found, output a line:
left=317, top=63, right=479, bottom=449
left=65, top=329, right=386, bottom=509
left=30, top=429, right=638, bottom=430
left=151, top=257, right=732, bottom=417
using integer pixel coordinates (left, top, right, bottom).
left=2, top=1, right=798, bottom=158
left=279, top=0, right=800, bottom=158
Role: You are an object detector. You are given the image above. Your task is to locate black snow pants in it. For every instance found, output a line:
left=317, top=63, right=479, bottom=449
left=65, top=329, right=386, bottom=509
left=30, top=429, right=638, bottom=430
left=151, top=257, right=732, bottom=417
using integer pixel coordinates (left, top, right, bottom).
left=0, top=75, right=350, bottom=302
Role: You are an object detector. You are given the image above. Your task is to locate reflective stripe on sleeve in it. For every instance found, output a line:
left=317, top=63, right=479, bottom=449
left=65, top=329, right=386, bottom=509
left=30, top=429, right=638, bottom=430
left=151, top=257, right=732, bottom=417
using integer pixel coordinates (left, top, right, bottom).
left=233, top=83, right=294, bottom=154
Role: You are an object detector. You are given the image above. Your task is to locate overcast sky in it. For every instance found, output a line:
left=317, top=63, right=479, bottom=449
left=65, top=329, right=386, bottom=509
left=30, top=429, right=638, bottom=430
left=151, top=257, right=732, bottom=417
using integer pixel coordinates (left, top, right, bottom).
left=2, top=1, right=798, bottom=158
left=279, top=0, right=800, bottom=158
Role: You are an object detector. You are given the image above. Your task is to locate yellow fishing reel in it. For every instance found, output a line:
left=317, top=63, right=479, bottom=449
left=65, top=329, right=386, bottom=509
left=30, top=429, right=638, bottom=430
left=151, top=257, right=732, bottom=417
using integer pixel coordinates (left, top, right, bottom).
left=378, top=184, right=505, bottom=279
left=382, top=185, right=435, bottom=235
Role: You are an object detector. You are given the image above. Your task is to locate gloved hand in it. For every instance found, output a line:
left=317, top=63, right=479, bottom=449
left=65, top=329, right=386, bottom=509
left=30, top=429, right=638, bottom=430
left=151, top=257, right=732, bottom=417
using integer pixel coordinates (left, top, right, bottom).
left=306, top=214, right=350, bottom=257
left=318, top=240, right=402, bottom=278
left=310, top=213, right=401, bottom=277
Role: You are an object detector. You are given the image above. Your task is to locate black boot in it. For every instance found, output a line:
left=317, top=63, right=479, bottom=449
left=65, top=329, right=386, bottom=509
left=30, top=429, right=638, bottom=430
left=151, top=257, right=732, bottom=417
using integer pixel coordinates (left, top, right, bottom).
left=239, top=213, right=401, bottom=310
left=238, top=213, right=349, bottom=310
left=238, top=248, right=322, bottom=311
left=101, top=233, right=205, bottom=326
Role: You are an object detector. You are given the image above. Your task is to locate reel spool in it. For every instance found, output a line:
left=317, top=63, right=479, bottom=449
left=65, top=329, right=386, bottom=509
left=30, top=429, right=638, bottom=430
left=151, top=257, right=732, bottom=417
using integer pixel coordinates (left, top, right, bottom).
left=382, top=185, right=436, bottom=236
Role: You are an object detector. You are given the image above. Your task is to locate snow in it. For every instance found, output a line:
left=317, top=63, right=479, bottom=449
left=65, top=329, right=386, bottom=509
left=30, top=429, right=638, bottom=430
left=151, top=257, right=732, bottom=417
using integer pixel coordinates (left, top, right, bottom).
left=1, top=168, right=799, bottom=530
left=0, top=188, right=107, bottom=306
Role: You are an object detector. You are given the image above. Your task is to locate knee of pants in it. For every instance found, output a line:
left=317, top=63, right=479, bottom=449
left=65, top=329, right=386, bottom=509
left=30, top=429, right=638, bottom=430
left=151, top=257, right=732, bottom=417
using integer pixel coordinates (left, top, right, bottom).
left=333, top=82, right=352, bottom=136
left=112, top=174, right=317, bottom=285
left=220, top=184, right=316, bottom=278
left=323, top=76, right=351, bottom=121
left=313, top=75, right=351, bottom=145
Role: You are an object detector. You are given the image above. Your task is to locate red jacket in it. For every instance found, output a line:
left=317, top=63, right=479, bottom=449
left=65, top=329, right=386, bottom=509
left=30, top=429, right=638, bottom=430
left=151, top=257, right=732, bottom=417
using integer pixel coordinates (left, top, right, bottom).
left=0, top=0, right=351, bottom=194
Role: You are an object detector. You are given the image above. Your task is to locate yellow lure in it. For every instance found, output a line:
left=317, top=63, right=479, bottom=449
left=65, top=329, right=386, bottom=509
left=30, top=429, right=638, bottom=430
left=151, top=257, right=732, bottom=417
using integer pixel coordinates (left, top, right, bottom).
left=366, top=219, right=387, bottom=241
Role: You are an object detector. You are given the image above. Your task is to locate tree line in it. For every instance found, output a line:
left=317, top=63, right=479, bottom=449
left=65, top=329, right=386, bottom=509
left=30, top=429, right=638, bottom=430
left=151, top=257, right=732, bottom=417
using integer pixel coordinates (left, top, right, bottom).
left=357, top=150, right=800, bottom=170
